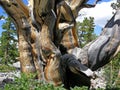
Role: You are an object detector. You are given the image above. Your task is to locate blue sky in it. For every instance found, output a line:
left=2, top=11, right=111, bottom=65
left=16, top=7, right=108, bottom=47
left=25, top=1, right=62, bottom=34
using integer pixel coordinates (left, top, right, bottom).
left=0, top=0, right=28, bottom=36
left=0, top=0, right=116, bottom=36
left=0, top=6, right=7, bottom=35
left=87, top=0, right=112, bottom=4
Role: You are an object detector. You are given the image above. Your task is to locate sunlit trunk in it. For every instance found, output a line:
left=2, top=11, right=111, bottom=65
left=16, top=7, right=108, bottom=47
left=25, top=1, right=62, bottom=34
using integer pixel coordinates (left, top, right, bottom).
left=0, top=0, right=36, bottom=74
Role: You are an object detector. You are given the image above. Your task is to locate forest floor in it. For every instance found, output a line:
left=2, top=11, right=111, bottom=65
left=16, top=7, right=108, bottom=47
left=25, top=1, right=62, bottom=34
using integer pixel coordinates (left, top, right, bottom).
left=0, top=62, right=20, bottom=90
left=0, top=70, right=20, bottom=89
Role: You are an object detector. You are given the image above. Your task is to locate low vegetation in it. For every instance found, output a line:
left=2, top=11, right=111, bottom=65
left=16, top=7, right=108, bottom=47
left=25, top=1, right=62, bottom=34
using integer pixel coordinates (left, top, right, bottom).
left=0, top=64, right=16, bottom=72
left=3, top=73, right=120, bottom=90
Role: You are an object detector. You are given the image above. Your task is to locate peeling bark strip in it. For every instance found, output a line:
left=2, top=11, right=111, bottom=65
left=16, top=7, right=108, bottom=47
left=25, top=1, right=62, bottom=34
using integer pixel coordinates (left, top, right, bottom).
left=30, top=25, right=44, bottom=80
left=29, top=0, right=62, bottom=85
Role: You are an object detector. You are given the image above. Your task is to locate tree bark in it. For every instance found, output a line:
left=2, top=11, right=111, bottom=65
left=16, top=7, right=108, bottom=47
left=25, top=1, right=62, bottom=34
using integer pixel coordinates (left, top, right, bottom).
left=1, top=0, right=120, bottom=88
left=0, top=0, right=36, bottom=74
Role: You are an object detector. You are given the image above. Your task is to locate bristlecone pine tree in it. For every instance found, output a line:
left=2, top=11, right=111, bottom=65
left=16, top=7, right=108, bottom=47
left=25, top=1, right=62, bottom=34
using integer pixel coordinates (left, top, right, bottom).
left=0, top=0, right=120, bottom=88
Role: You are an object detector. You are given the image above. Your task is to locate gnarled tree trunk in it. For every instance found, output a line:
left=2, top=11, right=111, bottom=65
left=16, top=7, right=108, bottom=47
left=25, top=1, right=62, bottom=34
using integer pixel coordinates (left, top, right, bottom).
left=0, top=0, right=120, bottom=89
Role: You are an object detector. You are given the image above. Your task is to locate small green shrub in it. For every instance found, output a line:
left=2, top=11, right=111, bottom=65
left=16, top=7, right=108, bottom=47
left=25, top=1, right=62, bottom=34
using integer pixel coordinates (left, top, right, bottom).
left=4, top=73, right=88, bottom=90
left=4, top=73, right=66, bottom=90
left=71, top=86, right=88, bottom=90
left=4, top=73, right=120, bottom=90
left=0, top=64, right=16, bottom=72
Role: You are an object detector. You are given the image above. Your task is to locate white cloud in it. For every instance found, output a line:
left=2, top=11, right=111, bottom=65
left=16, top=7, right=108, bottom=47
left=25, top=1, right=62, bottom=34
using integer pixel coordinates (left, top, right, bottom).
left=76, top=0, right=116, bottom=28
left=0, top=18, right=5, bottom=21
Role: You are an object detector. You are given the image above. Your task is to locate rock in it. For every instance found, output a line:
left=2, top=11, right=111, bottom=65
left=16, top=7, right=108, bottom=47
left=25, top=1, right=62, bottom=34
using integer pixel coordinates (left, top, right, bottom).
left=90, top=69, right=107, bottom=89
left=2, top=78, right=13, bottom=84
left=0, top=70, right=21, bottom=89
left=13, top=61, right=20, bottom=69
left=0, top=78, right=14, bottom=90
